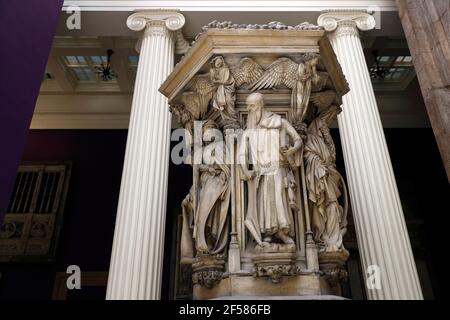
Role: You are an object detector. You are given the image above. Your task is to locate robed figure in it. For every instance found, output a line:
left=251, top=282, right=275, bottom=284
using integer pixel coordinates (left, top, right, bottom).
left=239, top=93, right=302, bottom=246
left=304, top=105, right=348, bottom=253
left=210, top=56, right=239, bottom=126
left=181, top=128, right=231, bottom=259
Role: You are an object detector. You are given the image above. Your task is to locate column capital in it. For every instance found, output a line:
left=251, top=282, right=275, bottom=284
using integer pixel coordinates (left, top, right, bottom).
left=127, top=10, right=190, bottom=54
left=318, top=10, right=376, bottom=37
left=127, top=9, right=185, bottom=32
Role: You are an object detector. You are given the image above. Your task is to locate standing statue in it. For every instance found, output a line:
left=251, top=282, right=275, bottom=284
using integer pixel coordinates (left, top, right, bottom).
left=239, top=93, right=302, bottom=247
left=210, top=56, right=239, bottom=127
left=304, top=105, right=348, bottom=253
left=181, top=121, right=231, bottom=257
left=181, top=186, right=195, bottom=264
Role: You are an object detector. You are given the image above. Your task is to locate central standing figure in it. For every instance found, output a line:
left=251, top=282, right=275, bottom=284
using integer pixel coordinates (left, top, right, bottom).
left=239, top=93, right=302, bottom=247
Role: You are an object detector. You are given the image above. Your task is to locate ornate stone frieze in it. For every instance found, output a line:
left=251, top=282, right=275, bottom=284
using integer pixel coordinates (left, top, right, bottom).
left=202, top=20, right=323, bottom=32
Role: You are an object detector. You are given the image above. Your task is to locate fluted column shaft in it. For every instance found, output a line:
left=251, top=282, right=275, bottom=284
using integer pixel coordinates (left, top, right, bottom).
left=318, top=11, right=423, bottom=300
left=106, top=10, right=185, bottom=300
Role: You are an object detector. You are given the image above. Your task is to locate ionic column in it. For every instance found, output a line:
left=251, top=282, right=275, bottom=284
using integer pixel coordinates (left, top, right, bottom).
left=318, top=10, right=423, bottom=300
left=106, top=10, right=187, bottom=300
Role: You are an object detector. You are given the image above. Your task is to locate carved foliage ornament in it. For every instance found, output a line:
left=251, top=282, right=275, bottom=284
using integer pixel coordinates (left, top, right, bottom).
left=196, top=20, right=323, bottom=40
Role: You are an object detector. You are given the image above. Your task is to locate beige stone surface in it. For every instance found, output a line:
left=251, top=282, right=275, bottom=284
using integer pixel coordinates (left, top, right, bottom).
left=397, top=0, right=450, bottom=181
left=162, top=25, right=350, bottom=299
left=193, top=274, right=322, bottom=300
left=159, top=29, right=349, bottom=102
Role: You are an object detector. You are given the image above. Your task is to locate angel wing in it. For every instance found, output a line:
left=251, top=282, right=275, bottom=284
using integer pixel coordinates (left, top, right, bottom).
left=193, top=74, right=215, bottom=97
left=182, top=74, right=215, bottom=119
left=232, top=57, right=264, bottom=87
left=309, top=90, right=340, bottom=109
left=182, top=92, right=202, bottom=119
left=249, top=57, right=298, bottom=91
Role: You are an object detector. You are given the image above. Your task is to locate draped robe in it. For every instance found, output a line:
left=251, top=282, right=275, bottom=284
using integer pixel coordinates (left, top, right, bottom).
left=210, top=65, right=238, bottom=123
left=241, top=112, right=301, bottom=240
left=194, top=142, right=231, bottom=254
left=305, top=117, right=344, bottom=250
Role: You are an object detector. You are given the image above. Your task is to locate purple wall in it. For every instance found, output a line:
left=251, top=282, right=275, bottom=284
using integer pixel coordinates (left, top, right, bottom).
left=0, top=1, right=63, bottom=223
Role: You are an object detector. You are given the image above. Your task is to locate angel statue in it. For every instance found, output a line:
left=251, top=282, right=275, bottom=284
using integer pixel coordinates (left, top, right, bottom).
left=304, top=104, right=348, bottom=253
left=249, top=53, right=320, bottom=129
left=177, top=56, right=266, bottom=128
left=209, top=56, right=239, bottom=127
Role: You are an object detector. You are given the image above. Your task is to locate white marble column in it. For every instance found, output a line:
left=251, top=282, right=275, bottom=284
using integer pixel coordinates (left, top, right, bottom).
left=106, top=10, right=187, bottom=300
left=318, top=10, right=423, bottom=300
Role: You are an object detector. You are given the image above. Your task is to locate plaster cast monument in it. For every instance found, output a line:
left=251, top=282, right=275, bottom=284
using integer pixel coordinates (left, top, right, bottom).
left=160, top=21, right=350, bottom=299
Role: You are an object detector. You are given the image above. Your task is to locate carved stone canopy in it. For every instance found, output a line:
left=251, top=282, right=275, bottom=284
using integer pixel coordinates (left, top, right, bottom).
left=159, top=27, right=349, bottom=126
left=160, top=23, right=352, bottom=298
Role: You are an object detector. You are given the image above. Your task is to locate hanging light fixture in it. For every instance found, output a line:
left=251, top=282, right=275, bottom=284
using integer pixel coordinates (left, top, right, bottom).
left=370, top=50, right=386, bottom=80
left=96, top=49, right=117, bottom=81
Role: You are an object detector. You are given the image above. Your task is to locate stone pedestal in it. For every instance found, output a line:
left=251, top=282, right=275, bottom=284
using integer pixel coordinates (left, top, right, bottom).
left=318, top=250, right=349, bottom=296
left=192, top=255, right=226, bottom=289
left=194, top=274, right=322, bottom=300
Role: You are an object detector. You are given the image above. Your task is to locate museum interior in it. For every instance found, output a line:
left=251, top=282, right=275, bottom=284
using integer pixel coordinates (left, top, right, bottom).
left=0, top=1, right=448, bottom=300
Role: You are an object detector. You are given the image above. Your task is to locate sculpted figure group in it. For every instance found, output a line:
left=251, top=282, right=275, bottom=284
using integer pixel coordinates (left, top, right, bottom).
left=176, top=54, right=348, bottom=285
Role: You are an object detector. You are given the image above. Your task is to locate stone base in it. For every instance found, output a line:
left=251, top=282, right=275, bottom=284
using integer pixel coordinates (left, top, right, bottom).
left=193, top=274, right=323, bottom=300
left=318, top=250, right=349, bottom=281
left=252, top=248, right=297, bottom=283
left=192, top=255, right=226, bottom=288
left=318, top=249, right=349, bottom=296
left=318, top=249, right=349, bottom=265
